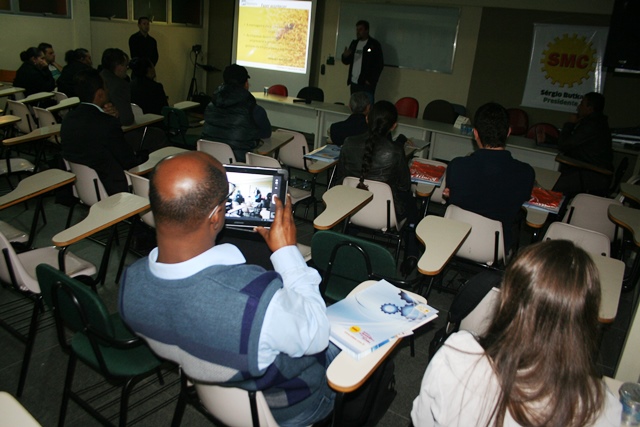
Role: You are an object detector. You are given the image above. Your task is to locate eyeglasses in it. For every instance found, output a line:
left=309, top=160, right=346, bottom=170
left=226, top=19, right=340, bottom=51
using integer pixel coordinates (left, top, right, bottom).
left=208, top=182, right=236, bottom=219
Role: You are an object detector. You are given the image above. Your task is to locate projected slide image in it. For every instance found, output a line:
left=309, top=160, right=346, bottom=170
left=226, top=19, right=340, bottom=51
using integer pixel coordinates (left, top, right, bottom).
left=237, top=0, right=311, bottom=73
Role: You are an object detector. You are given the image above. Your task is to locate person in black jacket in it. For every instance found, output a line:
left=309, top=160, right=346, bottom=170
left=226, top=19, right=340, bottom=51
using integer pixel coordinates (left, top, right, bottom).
left=13, top=47, right=55, bottom=96
left=329, top=91, right=370, bottom=146
left=130, top=57, right=168, bottom=115
left=57, top=48, right=93, bottom=98
left=553, top=92, right=613, bottom=196
left=341, top=20, right=384, bottom=102
left=337, top=101, right=419, bottom=273
left=201, top=64, right=271, bottom=162
left=61, top=68, right=148, bottom=195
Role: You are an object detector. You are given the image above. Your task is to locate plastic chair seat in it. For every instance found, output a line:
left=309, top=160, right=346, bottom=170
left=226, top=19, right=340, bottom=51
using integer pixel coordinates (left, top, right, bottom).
left=0, top=221, right=28, bottom=243
left=16, top=247, right=97, bottom=292
left=0, top=158, right=35, bottom=175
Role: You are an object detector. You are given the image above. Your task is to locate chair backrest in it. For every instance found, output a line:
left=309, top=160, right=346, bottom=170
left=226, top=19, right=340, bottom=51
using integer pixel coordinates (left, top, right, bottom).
left=311, top=230, right=399, bottom=302
left=195, top=384, right=279, bottom=427
left=395, top=97, right=419, bottom=118
left=36, top=263, right=116, bottom=367
left=422, top=99, right=456, bottom=124
left=459, top=287, right=501, bottom=336
left=0, top=69, right=17, bottom=82
left=162, top=106, right=189, bottom=133
left=197, top=139, right=237, bottom=164
left=33, top=107, right=60, bottom=143
left=526, top=122, right=559, bottom=141
left=53, top=91, right=68, bottom=102
left=66, top=161, right=109, bottom=206
left=296, top=86, right=324, bottom=102
left=507, top=108, right=529, bottom=136
left=444, top=204, right=505, bottom=265
left=562, top=193, right=622, bottom=242
left=131, top=103, right=144, bottom=119
left=6, top=99, right=37, bottom=133
left=342, top=177, right=400, bottom=232
left=0, top=230, right=39, bottom=292
left=543, top=221, right=611, bottom=257
left=451, top=103, right=467, bottom=117
left=411, top=158, right=448, bottom=204
left=124, top=171, right=155, bottom=228
left=246, top=152, right=282, bottom=168
left=267, top=84, right=288, bottom=97
left=276, top=129, right=308, bottom=171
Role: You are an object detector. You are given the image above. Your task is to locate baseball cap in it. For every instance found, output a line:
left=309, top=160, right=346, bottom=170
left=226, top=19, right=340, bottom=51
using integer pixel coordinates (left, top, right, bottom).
left=223, top=64, right=250, bottom=85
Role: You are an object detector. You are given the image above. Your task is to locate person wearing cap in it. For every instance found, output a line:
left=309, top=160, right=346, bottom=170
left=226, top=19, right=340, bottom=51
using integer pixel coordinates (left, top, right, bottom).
left=201, top=64, right=272, bottom=162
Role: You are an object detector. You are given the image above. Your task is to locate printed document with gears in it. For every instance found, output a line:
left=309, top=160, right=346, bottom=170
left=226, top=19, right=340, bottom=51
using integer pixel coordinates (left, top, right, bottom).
left=327, top=280, right=438, bottom=359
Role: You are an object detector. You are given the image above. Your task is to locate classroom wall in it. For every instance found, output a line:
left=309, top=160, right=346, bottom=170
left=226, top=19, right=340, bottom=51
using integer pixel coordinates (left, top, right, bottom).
left=0, top=0, right=208, bottom=107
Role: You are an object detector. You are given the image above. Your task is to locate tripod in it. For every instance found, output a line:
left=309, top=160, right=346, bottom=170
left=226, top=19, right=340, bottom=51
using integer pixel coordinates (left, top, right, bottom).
left=187, top=49, right=201, bottom=101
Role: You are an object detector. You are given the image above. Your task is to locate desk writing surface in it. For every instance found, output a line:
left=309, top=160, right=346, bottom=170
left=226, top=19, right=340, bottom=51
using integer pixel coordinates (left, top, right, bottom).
left=416, top=215, right=471, bottom=275
left=0, top=115, right=21, bottom=128
left=19, top=91, right=55, bottom=104
left=592, top=255, right=624, bottom=323
left=52, top=193, right=150, bottom=247
left=121, top=113, right=163, bottom=132
left=620, top=183, right=640, bottom=205
left=0, top=391, right=42, bottom=427
left=326, top=280, right=426, bottom=393
left=313, top=185, right=372, bottom=230
left=47, top=96, right=79, bottom=112
left=2, top=124, right=61, bottom=145
left=0, top=169, right=75, bottom=209
left=608, top=205, right=640, bottom=246
left=0, top=86, right=25, bottom=97
left=255, top=130, right=293, bottom=156
left=173, top=100, right=200, bottom=110
left=128, top=146, right=188, bottom=175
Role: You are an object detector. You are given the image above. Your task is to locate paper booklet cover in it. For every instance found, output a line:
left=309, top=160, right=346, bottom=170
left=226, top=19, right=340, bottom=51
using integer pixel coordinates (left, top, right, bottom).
left=304, top=144, right=341, bottom=161
left=524, top=187, right=565, bottom=214
left=410, top=161, right=446, bottom=185
left=327, top=280, right=438, bottom=359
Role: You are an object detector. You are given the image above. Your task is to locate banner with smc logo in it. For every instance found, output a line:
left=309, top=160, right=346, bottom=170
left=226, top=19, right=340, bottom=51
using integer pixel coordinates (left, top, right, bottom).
left=521, top=24, right=608, bottom=112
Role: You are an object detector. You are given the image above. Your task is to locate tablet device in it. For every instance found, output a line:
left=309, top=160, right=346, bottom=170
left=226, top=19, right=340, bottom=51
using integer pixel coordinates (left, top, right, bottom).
left=223, top=164, right=288, bottom=230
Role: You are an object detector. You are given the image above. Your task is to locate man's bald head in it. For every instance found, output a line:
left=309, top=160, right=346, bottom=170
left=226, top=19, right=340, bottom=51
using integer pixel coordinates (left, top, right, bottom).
left=149, top=152, right=228, bottom=229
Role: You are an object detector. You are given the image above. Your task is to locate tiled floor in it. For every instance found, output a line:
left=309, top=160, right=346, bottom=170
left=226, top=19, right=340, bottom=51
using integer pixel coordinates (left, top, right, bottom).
left=0, top=167, right=636, bottom=426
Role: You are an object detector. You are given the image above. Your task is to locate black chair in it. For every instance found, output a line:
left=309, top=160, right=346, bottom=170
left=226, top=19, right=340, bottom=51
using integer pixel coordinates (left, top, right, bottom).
left=161, top=106, right=200, bottom=148
left=422, top=99, right=457, bottom=124
left=296, top=86, right=324, bottom=102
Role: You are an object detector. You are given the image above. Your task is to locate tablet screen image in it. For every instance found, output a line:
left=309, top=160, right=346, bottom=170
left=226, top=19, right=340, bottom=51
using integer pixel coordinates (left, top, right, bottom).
left=223, top=165, right=288, bottom=229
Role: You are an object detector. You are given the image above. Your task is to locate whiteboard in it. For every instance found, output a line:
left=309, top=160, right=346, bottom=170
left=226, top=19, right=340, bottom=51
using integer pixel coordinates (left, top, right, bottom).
left=336, top=2, right=460, bottom=73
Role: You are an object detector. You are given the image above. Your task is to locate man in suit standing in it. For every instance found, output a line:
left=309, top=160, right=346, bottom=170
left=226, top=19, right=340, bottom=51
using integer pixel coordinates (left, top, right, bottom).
left=61, top=68, right=148, bottom=195
left=341, top=20, right=384, bottom=103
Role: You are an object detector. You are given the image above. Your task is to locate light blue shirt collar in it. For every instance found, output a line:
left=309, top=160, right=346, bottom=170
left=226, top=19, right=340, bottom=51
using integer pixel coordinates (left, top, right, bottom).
left=148, top=243, right=246, bottom=280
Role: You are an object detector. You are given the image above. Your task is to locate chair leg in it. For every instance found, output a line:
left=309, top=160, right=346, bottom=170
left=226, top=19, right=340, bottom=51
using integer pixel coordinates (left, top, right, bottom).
left=58, top=353, right=77, bottom=427
left=16, top=298, right=43, bottom=397
left=65, top=203, right=77, bottom=229
left=119, top=377, right=138, bottom=427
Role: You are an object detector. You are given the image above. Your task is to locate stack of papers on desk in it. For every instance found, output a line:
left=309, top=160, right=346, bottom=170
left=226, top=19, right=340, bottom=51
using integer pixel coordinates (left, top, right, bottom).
left=327, top=280, right=438, bottom=359
left=524, top=187, right=565, bottom=214
left=304, top=144, right=341, bottom=161
left=410, top=161, right=446, bottom=186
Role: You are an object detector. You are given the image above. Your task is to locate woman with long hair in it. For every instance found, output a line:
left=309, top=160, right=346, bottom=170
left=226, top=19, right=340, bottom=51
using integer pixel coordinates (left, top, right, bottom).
left=13, top=47, right=55, bottom=96
left=411, top=240, right=621, bottom=426
left=336, top=100, right=419, bottom=272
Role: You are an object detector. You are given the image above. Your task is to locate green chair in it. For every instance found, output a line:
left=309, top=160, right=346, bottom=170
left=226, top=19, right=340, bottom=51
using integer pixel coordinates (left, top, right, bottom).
left=311, top=230, right=411, bottom=303
left=36, top=264, right=166, bottom=427
left=161, top=106, right=200, bottom=148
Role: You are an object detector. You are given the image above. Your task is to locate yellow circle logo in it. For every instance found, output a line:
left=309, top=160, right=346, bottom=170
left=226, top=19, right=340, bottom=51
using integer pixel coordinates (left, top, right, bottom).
left=541, top=34, right=596, bottom=88
left=349, top=326, right=361, bottom=333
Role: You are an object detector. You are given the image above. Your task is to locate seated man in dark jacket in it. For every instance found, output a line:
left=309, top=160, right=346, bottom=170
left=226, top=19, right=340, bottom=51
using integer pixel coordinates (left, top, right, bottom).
left=61, top=68, right=148, bottom=195
left=553, top=92, right=613, bottom=196
left=329, top=91, right=370, bottom=146
left=201, top=64, right=271, bottom=162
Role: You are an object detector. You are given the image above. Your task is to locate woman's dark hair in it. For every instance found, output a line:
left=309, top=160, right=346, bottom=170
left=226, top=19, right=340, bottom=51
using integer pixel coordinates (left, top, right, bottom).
left=101, top=48, right=128, bottom=72
left=357, top=100, right=398, bottom=189
left=479, top=240, right=604, bottom=427
left=129, top=57, right=153, bottom=79
left=64, top=48, right=89, bottom=65
left=20, top=47, right=42, bottom=63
